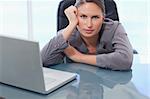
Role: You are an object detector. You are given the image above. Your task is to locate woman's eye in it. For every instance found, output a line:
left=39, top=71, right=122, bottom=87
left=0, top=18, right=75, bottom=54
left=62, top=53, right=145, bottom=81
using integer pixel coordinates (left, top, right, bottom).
left=80, top=15, right=87, bottom=19
left=92, top=16, right=99, bottom=19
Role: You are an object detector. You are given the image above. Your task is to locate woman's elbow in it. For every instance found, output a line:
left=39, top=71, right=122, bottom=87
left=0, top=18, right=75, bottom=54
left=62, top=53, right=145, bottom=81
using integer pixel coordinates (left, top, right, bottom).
left=121, top=57, right=133, bottom=70
left=117, top=52, right=133, bottom=70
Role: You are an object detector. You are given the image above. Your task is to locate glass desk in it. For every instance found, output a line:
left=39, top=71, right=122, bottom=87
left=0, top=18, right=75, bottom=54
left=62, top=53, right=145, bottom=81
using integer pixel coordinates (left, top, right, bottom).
left=0, top=55, right=150, bottom=99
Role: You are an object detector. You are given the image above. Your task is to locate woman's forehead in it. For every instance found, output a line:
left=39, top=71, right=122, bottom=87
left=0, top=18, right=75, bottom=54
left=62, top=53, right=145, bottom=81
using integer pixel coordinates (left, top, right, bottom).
left=77, top=3, right=103, bottom=15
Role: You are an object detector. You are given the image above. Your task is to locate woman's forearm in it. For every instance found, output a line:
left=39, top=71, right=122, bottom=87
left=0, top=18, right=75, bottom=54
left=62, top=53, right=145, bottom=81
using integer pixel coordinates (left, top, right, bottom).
left=78, top=54, right=96, bottom=65
left=63, top=5, right=78, bottom=41
left=62, top=24, right=76, bottom=41
left=64, top=45, right=96, bottom=65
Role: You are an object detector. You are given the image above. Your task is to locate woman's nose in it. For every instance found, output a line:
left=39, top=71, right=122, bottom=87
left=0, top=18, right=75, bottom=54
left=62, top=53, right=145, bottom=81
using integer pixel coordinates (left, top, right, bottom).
left=86, top=18, right=92, bottom=28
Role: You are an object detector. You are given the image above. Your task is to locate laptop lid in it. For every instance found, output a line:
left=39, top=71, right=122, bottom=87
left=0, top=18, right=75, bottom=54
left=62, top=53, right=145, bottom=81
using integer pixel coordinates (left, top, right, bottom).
left=0, top=35, right=46, bottom=93
left=0, top=35, right=76, bottom=94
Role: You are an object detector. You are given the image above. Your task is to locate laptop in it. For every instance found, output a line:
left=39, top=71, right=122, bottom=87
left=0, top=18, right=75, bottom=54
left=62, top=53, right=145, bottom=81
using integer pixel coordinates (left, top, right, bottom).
left=0, top=35, right=77, bottom=94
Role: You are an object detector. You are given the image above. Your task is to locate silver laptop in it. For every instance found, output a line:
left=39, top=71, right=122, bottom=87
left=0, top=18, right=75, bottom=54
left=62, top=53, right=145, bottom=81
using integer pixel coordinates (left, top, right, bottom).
left=0, top=35, right=77, bottom=94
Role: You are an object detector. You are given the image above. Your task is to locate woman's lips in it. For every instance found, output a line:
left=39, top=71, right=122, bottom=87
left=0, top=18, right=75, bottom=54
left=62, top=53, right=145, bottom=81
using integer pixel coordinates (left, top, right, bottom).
left=84, top=29, right=94, bottom=33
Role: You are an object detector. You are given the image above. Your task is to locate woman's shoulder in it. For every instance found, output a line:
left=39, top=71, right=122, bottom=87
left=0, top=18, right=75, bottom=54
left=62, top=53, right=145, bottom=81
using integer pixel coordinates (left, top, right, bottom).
left=103, top=18, right=121, bottom=32
left=69, top=29, right=81, bottom=42
left=103, top=18, right=120, bottom=26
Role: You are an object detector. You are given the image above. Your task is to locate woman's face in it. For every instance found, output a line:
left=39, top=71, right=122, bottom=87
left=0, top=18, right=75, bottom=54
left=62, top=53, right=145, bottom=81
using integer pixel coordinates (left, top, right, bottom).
left=77, top=2, right=104, bottom=38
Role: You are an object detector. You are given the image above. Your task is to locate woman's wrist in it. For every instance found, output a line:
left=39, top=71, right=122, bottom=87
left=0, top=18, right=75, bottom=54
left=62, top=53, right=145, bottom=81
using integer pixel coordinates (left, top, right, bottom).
left=68, top=22, right=77, bottom=29
left=62, top=23, right=76, bottom=41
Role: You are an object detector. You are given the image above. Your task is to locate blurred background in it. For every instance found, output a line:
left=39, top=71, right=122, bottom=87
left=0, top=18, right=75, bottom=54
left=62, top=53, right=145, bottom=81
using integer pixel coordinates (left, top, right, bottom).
left=0, top=0, right=149, bottom=64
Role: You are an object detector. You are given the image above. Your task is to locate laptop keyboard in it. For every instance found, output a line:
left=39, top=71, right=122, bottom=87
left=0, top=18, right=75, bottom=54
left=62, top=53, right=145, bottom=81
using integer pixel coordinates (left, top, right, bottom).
left=44, top=75, right=57, bottom=91
left=43, top=67, right=57, bottom=84
left=44, top=74, right=56, bottom=85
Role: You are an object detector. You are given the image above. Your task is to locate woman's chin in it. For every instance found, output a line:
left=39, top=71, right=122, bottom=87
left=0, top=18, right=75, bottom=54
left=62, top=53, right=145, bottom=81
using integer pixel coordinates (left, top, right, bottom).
left=81, top=33, right=96, bottom=38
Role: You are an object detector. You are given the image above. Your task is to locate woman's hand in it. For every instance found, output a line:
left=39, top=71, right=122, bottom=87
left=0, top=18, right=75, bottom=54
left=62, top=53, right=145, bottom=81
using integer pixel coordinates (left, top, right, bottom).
left=64, top=45, right=82, bottom=62
left=64, top=5, right=78, bottom=28
left=62, top=6, right=78, bottom=41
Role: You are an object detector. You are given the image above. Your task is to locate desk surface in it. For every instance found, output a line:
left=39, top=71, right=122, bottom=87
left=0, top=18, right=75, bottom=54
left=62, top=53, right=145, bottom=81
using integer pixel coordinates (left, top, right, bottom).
left=0, top=55, right=150, bottom=99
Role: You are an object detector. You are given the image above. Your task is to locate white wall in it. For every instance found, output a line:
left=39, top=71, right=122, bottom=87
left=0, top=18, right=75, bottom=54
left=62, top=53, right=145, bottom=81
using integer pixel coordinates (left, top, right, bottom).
left=114, top=0, right=149, bottom=63
left=0, top=1, right=28, bottom=38
left=0, top=0, right=60, bottom=49
left=31, top=0, right=60, bottom=48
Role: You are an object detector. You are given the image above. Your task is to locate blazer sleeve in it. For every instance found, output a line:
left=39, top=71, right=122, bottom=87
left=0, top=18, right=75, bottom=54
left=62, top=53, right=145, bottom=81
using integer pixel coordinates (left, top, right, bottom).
left=96, top=23, right=133, bottom=70
left=41, top=31, right=68, bottom=67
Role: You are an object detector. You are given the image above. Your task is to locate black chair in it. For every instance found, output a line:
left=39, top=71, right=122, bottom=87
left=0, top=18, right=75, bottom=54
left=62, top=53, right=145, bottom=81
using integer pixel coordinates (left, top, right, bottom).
left=104, top=0, right=119, bottom=21
left=57, top=0, right=138, bottom=54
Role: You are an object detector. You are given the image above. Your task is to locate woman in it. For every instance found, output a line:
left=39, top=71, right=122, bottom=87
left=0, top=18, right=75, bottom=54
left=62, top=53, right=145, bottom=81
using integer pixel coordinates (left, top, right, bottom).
left=41, top=0, right=133, bottom=70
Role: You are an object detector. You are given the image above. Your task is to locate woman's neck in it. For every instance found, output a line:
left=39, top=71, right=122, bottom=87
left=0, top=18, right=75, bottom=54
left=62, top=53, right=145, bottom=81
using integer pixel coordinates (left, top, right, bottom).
left=81, top=35, right=99, bottom=47
left=82, top=35, right=98, bottom=54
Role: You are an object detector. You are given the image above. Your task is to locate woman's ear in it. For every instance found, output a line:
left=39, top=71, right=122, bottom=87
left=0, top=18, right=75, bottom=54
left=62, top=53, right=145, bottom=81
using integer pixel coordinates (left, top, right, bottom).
left=102, top=13, right=105, bottom=20
left=77, top=19, right=79, bottom=25
left=101, top=16, right=105, bottom=21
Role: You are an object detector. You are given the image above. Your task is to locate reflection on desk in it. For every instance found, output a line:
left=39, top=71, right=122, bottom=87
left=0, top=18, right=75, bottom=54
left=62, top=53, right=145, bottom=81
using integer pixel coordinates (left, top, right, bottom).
left=0, top=63, right=150, bottom=99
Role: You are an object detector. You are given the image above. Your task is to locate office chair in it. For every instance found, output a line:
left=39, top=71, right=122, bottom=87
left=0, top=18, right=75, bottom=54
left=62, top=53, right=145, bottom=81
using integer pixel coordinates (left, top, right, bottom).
left=57, top=0, right=138, bottom=54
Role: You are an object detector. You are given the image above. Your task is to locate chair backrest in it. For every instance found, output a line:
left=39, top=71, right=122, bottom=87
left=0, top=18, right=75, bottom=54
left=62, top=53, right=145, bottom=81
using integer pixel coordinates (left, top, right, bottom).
left=104, top=0, right=119, bottom=21
left=57, top=0, right=119, bottom=31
